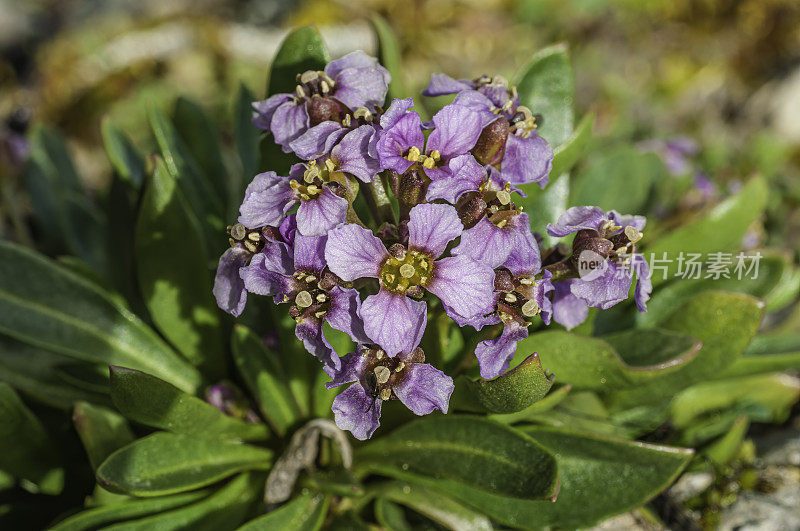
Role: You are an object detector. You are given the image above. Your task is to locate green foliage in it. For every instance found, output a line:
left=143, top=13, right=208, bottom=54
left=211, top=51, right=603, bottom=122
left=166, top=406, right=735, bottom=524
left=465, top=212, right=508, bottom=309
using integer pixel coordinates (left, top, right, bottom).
left=237, top=491, right=328, bottom=530
left=267, top=26, right=330, bottom=96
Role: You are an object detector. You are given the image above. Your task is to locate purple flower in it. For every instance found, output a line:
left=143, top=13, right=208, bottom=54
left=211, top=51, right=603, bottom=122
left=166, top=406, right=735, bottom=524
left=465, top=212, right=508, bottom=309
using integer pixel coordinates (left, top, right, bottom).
left=638, top=136, right=698, bottom=176
left=325, top=203, right=495, bottom=356
left=326, top=344, right=454, bottom=440
left=551, top=279, right=589, bottom=330
left=422, top=74, right=553, bottom=187
left=239, top=230, right=368, bottom=370
left=376, top=100, right=483, bottom=181
left=213, top=246, right=252, bottom=317
left=546, top=206, right=651, bottom=312
left=253, top=51, right=390, bottom=153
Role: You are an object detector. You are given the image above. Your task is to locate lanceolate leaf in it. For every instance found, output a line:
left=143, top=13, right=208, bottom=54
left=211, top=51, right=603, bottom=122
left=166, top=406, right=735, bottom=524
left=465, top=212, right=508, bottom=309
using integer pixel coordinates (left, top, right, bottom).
left=550, top=111, right=594, bottom=179
left=101, top=118, right=146, bottom=189
left=233, top=84, right=260, bottom=201
left=371, top=16, right=406, bottom=100
left=0, top=242, right=201, bottom=393
left=237, top=491, right=328, bottom=531
left=268, top=26, right=330, bottom=96
left=719, top=332, right=800, bottom=377
left=96, top=432, right=272, bottom=496
left=73, top=401, right=135, bottom=470
left=110, top=366, right=269, bottom=442
left=136, top=157, right=226, bottom=378
left=172, top=97, right=228, bottom=201
left=231, top=325, right=302, bottom=436
left=356, top=416, right=558, bottom=500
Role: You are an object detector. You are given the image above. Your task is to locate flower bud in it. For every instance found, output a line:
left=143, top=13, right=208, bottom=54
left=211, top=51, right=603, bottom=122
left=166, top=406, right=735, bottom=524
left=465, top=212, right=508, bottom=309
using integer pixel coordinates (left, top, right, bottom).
left=456, top=192, right=488, bottom=230
left=472, top=118, right=510, bottom=167
left=494, top=267, right=515, bottom=292
left=306, top=96, right=344, bottom=126
left=397, top=168, right=427, bottom=207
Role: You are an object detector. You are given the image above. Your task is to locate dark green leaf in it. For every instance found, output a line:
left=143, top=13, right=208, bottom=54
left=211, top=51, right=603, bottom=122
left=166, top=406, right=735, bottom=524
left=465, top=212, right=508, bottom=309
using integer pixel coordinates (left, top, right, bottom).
left=0, top=383, right=63, bottom=494
left=300, top=469, right=364, bottom=498
left=268, top=26, right=330, bottom=96
left=371, top=16, right=406, bottom=100
left=374, top=499, right=412, bottom=531
left=518, top=172, right=569, bottom=246
left=0, top=242, right=201, bottom=393
left=452, top=353, right=553, bottom=413
left=231, top=325, right=302, bottom=436
left=489, top=384, right=572, bottom=424
left=720, top=333, right=800, bottom=377
left=136, top=157, right=226, bottom=378
left=549, top=111, right=594, bottom=178
left=50, top=491, right=208, bottom=531
left=96, top=432, right=271, bottom=496
left=233, top=84, right=260, bottom=199
left=101, top=118, right=145, bottom=188
left=600, top=328, right=703, bottom=384
left=237, top=491, right=328, bottom=531
left=371, top=481, right=492, bottom=531
left=104, top=473, right=261, bottom=530
left=172, top=97, right=228, bottom=200
left=704, top=415, right=749, bottom=466
left=110, top=366, right=269, bottom=441
left=513, top=43, right=574, bottom=147
left=73, top=401, right=135, bottom=470
left=646, top=176, right=768, bottom=286
left=356, top=416, right=558, bottom=500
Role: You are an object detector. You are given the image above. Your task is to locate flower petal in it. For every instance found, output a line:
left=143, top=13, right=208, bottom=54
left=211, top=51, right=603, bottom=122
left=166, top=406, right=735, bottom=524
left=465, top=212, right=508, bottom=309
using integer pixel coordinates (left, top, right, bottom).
left=213, top=247, right=250, bottom=316
left=296, top=317, right=340, bottom=369
left=552, top=280, right=589, bottom=330
left=380, top=97, right=415, bottom=130
left=377, top=111, right=424, bottom=174
left=501, top=133, right=553, bottom=188
left=425, top=154, right=485, bottom=203
left=325, top=224, right=387, bottom=281
left=238, top=172, right=295, bottom=229
left=296, top=187, right=348, bottom=237
left=271, top=100, right=309, bottom=152
left=570, top=262, right=632, bottom=310
left=289, top=121, right=347, bottom=160
left=293, top=234, right=327, bottom=274
left=608, top=210, right=647, bottom=232
left=501, top=215, right=541, bottom=276
left=452, top=90, right=499, bottom=127
left=428, top=255, right=495, bottom=320
left=325, top=351, right=370, bottom=389
left=421, top=73, right=472, bottom=97
left=394, top=362, right=454, bottom=415
left=240, top=252, right=292, bottom=301
left=360, top=290, right=427, bottom=356
left=407, top=203, right=463, bottom=258
left=632, top=253, right=652, bottom=312
left=331, top=65, right=390, bottom=110
left=453, top=216, right=516, bottom=269
left=426, top=104, right=482, bottom=159
left=252, top=94, right=291, bottom=130
left=475, top=320, right=529, bottom=379
left=326, top=286, right=370, bottom=344
left=332, top=125, right=380, bottom=182
left=546, top=206, right=608, bottom=238
left=325, top=50, right=390, bottom=82
left=332, top=383, right=381, bottom=440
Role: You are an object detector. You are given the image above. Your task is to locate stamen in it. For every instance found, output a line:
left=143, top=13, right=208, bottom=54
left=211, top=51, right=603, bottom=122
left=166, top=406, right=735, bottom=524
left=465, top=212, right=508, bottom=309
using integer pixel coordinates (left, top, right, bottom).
left=299, top=70, right=319, bottom=84
left=247, top=232, right=260, bottom=242
left=399, top=264, right=416, bottom=279
left=395, top=361, right=405, bottom=372
left=316, top=293, right=327, bottom=303
left=496, top=190, right=511, bottom=205
left=521, top=300, right=540, bottom=317
left=374, top=365, right=390, bottom=384
left=314, top=310, right=326, bottom=318
left=375, top=349, right=385, bottom=360
left=305, top=275, right=317, bottom=283
left=406, top=146, right=421, bottom=162
left=353, top=107, right=373, bottom=122
left=324, top=159, right=337, bottom=173
left=518, top=277, right=533, bottom=286
left=230, top=223, right=247, bottom=241
left=295, top=291, right=313, bottom=308
left=504, top=293, right=518, bottom=303
left=624, top=225, right=643, bottom=243
left=295, top=86, right=306, bottom=99
left=341, top=114, right=352, bottom=127
left=429, top=150, right=441, bottom=161
left=496, top=219, right=508, bottom=229
left=380, top=389, right=391, bottom=401
left=421, top=156, right=435, bottom=169
left=320, top=80, right=330, bottom=94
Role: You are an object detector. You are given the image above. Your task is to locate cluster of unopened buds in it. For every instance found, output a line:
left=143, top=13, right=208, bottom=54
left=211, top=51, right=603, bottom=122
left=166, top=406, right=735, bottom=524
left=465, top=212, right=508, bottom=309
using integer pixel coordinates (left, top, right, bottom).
left=213, top=51, right=652, bottom=439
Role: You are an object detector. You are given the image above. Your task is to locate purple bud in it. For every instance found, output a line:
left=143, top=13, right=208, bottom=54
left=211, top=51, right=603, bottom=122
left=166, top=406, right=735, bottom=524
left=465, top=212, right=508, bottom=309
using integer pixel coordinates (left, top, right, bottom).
left=472, top=118, right=509, bottom=167
left=306, top=96, right=345, bottom=126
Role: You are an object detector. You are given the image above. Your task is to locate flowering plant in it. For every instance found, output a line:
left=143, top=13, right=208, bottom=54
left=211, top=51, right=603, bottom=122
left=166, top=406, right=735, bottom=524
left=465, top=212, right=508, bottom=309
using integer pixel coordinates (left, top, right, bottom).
left=0, top=24, right=797, bottom=531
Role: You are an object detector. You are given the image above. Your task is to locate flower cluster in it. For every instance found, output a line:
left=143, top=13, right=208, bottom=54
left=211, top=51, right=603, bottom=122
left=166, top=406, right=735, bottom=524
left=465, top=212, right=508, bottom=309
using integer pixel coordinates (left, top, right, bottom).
left=213, top=51, right=651, bottom=439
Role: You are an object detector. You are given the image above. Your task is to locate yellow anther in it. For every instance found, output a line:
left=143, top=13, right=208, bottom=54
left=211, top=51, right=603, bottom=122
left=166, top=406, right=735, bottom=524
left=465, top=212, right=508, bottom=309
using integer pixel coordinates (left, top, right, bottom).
left=306, top=184, right=320, bottom=195
left=305, top=275, right=317, bottom=283
left=295, top=291, right=313, bottom=308
left=324, top=158, right=337, bottom=173
left=303, top=165, right=319, bottom=183
left=375, top=349, right=385, bottom=360
left=247, top=232, right=260, bottom=241
left=289, top=180, right=301, bottom=190
left=496, top=190, right=511, bottom=205
left=299, top=70, right=319, bottom=84
left=518, top=277, right=533, bottom=286
left=300, top=193, right=311, bottom=201
left=295, top=86, right=306, bottom=99
left=429, top=149, right=441, bottom=161
left=422, top=157, right=435, bottom=169
left=395, top=361, right=405, bottom=372
left=624, top=225, right=643, bottom=244
left=504, top=293, right=518, bottom=303
left=496, top=219, right=508, bottom=229
left=342, top=114, right=352, bottom=127
left=521, top=299, right=540, bottom=317
left=380, top=389, right=392, bottom=401
left=374, top=365, right=391, bottom=384
left=383, top=273, right=396, bottom=284
left=320, top=80, right=330, bottom=94
left=399, top=264, right=416, bottom=279
left=316, top=293, right=327, bottom=303
left=406, top=146, right=421, bottom=162
left=314, top=310, right=326, bottom=318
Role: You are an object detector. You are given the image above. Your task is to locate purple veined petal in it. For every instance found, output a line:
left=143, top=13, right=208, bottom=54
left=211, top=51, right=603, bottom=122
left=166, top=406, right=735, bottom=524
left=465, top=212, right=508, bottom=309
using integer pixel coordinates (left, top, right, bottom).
left=271, top=100, right=310, bottom=152
left=213, top=247, right=251, bottom=316
left=240, top=253, right=292, bottom=300
left=377, top=111, right=424, bottom=174
left=259, top=237, right=294, bottom=277
left=546, top=206, right=608, bottom=238
left=238, top=172, right=295, bottom=229
left=296, top=316, right=341, bottom=369
left=331, top=65, right=390, bottom=110
left=295, top=187, right=349, bottom=237
left=571, top=262, right=632, bottom=310
left=360, top=290, right=427, bottom=356
left=428, top=255, right=495, bottom=320
left=474, top=320, right=529, bottom=379
left=501, top=133, right=553, bottom=188
left=326, top=50, right=391, bottom=85
left=407, top=203, right=463, bottom=258
left=632, top=253, right=652, bottom=313
left=453, top=90, right=499, bottom=128
left=325, top=351, right=370, bottom=389
left=426, top=153, right=485, bottom=203
left=332, top=125, right=380, bottom=183
left=326, top=286, right=370, bottom=344
left=380, top=97, right=415, bottom=130
left=332, top=383, right=381, bottom=440
left=552, top=280, right=589, bottom=330
left=252, top=94, right=291, bottom=130
left=422, top=165, right=454, bottom=182
left=325, top=224, right=388, bottom=281
left=479, top=82, right=515, bottom=109
left=426, top=104, right=482, bottom=160
left=502, top=215, right=541, bottom=276
left=289, top=121, right=347, bottom=160
left=534, top=269, right=555, bottom=326
left=608, top=210, right=647, bottom=232
left=393, top=362, right=454, bottom=415
left=293, top=234, right=327, bottom=274
left=279, top=214, right=297, bottom=246
left=421, top=73, right=472, bottom=97
left=445, top=303, right=501, bottom=330
left=453, top=216, right=517, bottom=269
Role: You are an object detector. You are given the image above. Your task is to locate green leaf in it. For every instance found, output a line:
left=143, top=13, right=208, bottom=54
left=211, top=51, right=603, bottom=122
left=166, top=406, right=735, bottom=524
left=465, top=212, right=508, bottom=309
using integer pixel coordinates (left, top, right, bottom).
left=300, top=469, right=364, bottom=498
left=101, top=118, right=145, bottom=189
left=609, top=291, right=764, bottom=410
left=356, top=416, right=558, bottom=500
left=237, top=491, right=328, bottom=531
left=550, top=111, right=594, bottom=178
left=645, top=176, right=768, bottom=286
left=0, top=242, right=201, bottom=393
left=513, top=43, right=574, bottom=147
left=0, top=383, right=63, bottom=494
left=720, top=333, right=800, bottom=377
left=73, top=402, right=135, bottom=470
left=452, top=353, right=554, bottom=413
left=231, top=325, right=302, bottom=436
left=518, top=172, right=569, bottom=247
left=96, top=432, right=271, bottom=496
left=489, top=384, right=572, bottom=424
left=268, top=26, right=330, bottom=96
left=233, top=84, right=260, bottom=198
left=371, top=16, right=406, bottom=100
left=50, top=491, right=209, bottom=531
left=136, top=157, right=226, bottom=378
left=374, top=499, right=412, bottom=531
left=704, top=415, right=749, bottom=466
left=600, top=328, right=703, bottom=384
left=110, top=366, right=269, bottom=442
left=103, top=473, right=262, bottom=530
left=371, top=481, right=492, bottom=531
left=172, top=97, right=228, bottom=200
left=571, top=145, right=664, bottom=214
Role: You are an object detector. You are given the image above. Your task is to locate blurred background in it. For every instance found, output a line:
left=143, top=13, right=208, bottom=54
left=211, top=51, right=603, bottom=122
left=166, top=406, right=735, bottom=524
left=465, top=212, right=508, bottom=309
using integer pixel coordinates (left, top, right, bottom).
left=0, top=0, right=799, bottom=529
